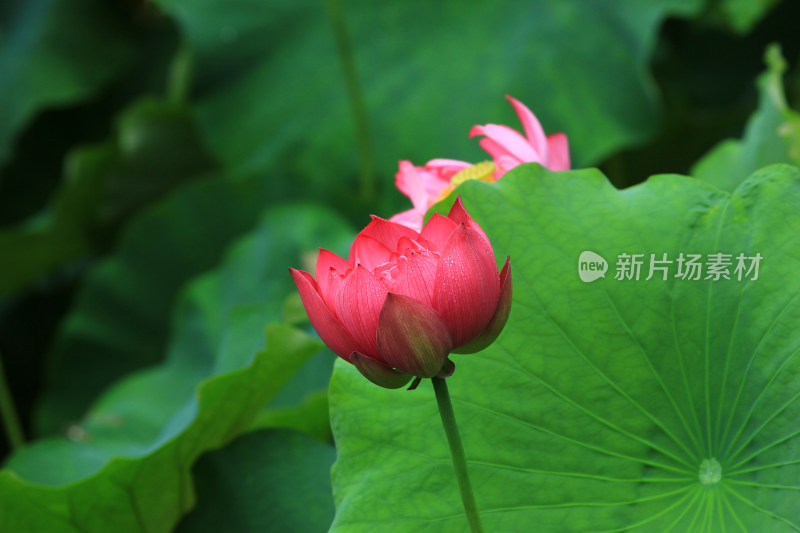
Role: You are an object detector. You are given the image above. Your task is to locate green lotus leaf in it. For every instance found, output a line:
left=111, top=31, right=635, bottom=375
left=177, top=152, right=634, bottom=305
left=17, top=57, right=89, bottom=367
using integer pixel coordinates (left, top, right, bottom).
left=330, top=163, right=800, bottom=532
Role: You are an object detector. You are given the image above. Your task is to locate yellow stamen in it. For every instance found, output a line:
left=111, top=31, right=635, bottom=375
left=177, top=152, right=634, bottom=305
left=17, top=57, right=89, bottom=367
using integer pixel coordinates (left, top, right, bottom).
left=434, top=161, right=496, bottom=203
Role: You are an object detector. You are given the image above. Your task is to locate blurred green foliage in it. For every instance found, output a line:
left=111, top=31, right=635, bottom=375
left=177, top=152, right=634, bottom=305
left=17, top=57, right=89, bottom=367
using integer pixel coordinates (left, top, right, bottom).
left=0, top=0, right=135, bottom=166
left=1, top=0, right=799, bottom=531
left=692, top=44, right=800, bottom=190
left=1, top=323, right=325, bottom=531
left=0, top=97, right=218, bottom=296
left=175, top=428, right=336, bottom=532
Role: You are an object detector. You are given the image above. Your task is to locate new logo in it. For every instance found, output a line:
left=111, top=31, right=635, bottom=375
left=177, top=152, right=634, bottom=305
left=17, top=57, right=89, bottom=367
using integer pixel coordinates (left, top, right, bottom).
left=578, top=251, right=608, bottom=282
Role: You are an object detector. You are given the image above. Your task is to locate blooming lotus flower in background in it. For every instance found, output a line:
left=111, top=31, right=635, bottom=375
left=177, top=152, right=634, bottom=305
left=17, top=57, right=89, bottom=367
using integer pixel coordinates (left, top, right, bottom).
left=389, top=159, right=471, bottom=231
left=470, top=94, right=570, bottom=178
left=291, top=197, right=511, bottom=389
left=389, top=160, right=497, bottom=231
left=390, top=95, right=570, bottom=231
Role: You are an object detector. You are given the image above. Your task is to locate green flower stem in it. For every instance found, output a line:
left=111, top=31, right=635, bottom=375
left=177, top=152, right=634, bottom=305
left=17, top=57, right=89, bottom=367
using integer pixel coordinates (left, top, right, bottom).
left=432, top=377, right=484, bottom=533
left=0, top=352, right=24, bottom=451
left=324, top=0, right=375, bottom=204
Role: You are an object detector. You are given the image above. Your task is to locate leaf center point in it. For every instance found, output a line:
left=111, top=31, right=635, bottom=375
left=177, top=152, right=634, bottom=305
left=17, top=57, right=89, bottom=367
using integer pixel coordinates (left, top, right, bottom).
left=698, top=458, right=722, bottom=485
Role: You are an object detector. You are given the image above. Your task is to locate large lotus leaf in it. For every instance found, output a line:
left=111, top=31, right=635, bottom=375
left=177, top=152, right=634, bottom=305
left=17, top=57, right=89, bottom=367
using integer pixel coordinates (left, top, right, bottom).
left=35, top=173, right=275, bottom=435
left=329, top=164, right=800, bottom=532
left=0, top=323, right=322, bottom=532
left=692, top=45, right=800, bottom=192
left=154, top=0, right=703, bottom=190
left=0, top=0, right=133, bottom=166
left=37, top=197, right=352, bottom=434
left=0, top=201, right=353, bottom=531
left=175, top=428, right=336, bottom=533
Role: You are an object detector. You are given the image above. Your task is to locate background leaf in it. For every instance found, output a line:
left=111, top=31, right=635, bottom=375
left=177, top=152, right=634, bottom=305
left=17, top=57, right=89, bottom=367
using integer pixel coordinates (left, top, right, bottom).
left=36, top=196, right=352, bottom=436
left=330, top=164, right=800, bottom=532
left=0, top=201, right=353, bottom=532
left=692, top=45, right=800, bottom=191
left=34, top=173, right=273, bottom=434
left=0, top=0, right=133, bottom=166
left=154, top=0, right=705, bottom=203
left=0, top=323, right=322, bottom=532
left=175, top=428, right=336, bottom=533
left=711, top=0, right=782, bottom=33
left=0, top=96, right=218, bottom=297
left=248, top=390, right=331, bottom=443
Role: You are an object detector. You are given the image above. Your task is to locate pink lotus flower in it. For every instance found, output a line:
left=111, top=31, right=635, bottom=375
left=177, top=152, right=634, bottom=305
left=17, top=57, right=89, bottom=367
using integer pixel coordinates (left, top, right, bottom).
left=291, top=198, right=511, bottom=389
left=470, top=94, right=570, bottom=178
left=390, top=96, right=569, bottom=231
left=389, top=159, right=472, bottom=231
